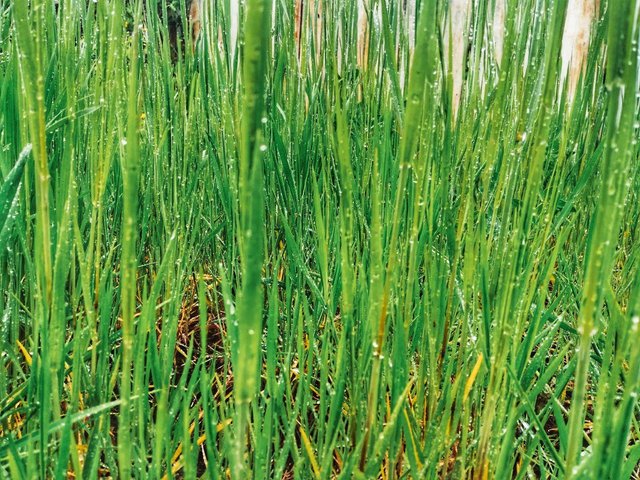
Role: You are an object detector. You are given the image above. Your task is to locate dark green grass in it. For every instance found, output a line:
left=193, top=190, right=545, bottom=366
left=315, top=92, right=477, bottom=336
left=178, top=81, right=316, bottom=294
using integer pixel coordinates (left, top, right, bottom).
left=1, top=0, right=639, bottom=478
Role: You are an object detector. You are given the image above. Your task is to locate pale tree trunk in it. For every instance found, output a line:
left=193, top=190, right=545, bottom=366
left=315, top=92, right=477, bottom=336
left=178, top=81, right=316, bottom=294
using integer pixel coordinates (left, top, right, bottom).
left=190, top=0, right=202, bottom=46
left=357, top=0, right=370, bottom=70
left=399, top=0, right=417, bottom=86
left=313, top=0, right=323, bottom=66
left=561, top=0, right=598, bottom=100
left=220, top=0, right=594, bottom=109
left=446, top=0, right=595, bottom=114
left=406, top=0, right=416, bottom=48
left=445, top=0, right=505, bottom=116
left=447, top=0, right=472, bottom=115
left=230, top=0, right=239, bottom=62
left=492, top=0, right=505, bottom=65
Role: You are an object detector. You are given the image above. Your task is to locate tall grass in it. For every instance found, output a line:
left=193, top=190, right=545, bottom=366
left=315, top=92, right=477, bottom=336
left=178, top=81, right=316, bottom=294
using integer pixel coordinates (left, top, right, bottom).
left=1, top=0, right=639, bottom=478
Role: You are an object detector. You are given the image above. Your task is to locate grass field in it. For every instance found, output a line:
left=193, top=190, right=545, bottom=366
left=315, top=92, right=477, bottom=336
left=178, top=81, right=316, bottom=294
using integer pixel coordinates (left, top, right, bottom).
left=1, top=0, right=640, bottom=478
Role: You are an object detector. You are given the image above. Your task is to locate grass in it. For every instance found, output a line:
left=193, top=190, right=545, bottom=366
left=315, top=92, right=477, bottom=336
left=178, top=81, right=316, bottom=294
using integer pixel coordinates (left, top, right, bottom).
left=1, top=0, right=639, bottom=478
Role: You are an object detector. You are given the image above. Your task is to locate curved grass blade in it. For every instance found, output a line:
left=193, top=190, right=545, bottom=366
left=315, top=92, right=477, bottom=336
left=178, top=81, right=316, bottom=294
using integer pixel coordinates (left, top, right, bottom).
left=0, top=144, right=31, bottom=255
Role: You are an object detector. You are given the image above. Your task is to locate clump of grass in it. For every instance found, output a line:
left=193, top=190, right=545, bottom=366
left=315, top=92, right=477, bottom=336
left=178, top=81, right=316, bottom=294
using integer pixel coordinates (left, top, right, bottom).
left=1, top=0, right=639, bottom=478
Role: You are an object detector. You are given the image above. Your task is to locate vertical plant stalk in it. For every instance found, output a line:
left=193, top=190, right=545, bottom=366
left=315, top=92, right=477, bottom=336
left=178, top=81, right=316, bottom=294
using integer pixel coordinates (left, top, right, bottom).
left=13, top=1, right=53, bottom=475
left=13, top=0, right=52, bottom=306
left=565, top=0, right=639, bottom=475
left=233, top=0, right=271, bottom=475
left=478, top=0, right=568, bottom=471
left=118, top=2, right=142, bottom=477
left=359, top=0, right=438, bottom=470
